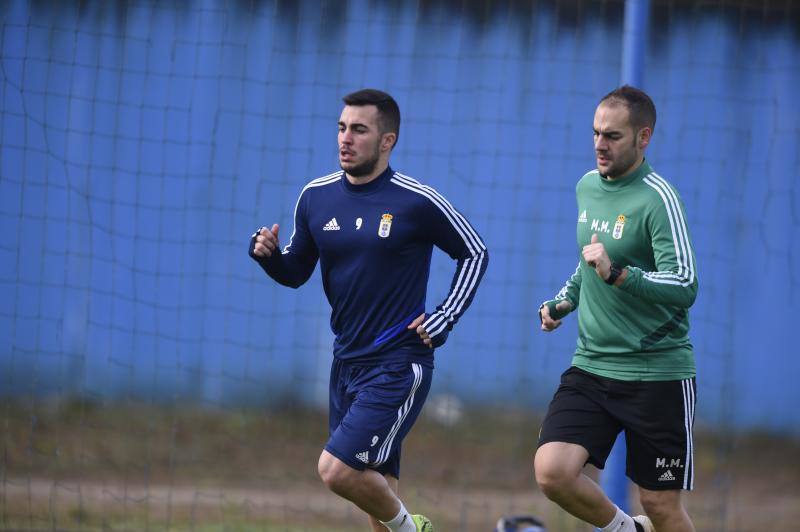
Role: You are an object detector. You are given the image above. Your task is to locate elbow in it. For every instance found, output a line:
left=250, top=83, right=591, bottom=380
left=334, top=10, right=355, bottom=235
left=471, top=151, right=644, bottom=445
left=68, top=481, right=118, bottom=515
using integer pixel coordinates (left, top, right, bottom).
left=680, top=282, right=698, bottom=308
left=283, top=270, right=314, bottom=289
left=274, top=274, right=307, bottom=289
left=686, top=291, right=698, bottom=308
left=460, top=247, right=488, bottom=271
left=474, top=248, right=489, bottom=279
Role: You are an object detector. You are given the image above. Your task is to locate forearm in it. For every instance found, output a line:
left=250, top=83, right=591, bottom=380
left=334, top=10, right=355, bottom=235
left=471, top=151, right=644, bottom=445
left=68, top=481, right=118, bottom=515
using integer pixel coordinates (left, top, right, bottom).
left=422, top=249, right=488, bottom=343
left=616, top=265, right=697, bottom=308
left=250, top=250, right=313, bottom=289
left=544, top=262, right=582, bottom=317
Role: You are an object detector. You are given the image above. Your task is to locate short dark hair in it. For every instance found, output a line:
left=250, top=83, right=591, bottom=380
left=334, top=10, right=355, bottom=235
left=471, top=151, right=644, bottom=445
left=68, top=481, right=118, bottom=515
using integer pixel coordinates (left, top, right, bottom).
left=342, top=88, right=401, bottom=146
left=599, top=85, right=657, bottom=133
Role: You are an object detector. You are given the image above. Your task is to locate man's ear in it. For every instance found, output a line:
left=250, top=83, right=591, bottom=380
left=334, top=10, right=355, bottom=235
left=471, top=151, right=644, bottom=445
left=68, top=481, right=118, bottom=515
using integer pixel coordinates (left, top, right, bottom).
left=381, top=132, right=397, bottom=152
left=638, top=126, right=652, bottom=150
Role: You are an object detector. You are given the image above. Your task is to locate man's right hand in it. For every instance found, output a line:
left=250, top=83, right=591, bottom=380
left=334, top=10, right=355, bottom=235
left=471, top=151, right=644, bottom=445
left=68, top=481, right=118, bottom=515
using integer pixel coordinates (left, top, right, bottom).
left=539, top=301, right=572, bottom=332
left=250, top=224, right=280, bottom=259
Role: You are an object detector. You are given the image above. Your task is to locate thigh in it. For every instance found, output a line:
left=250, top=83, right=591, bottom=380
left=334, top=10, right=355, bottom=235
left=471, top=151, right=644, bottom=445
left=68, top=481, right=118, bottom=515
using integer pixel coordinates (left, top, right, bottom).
left=325, top=361, right=432, bottom=478
left=624, top=378, right=696, bottom=490
left=538, top=367, right=622, bottom=469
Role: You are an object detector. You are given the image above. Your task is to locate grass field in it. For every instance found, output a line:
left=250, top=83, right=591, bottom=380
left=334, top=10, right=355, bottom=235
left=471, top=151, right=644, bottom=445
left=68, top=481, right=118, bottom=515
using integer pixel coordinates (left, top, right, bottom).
left=1, top=398, right=798, bottom=531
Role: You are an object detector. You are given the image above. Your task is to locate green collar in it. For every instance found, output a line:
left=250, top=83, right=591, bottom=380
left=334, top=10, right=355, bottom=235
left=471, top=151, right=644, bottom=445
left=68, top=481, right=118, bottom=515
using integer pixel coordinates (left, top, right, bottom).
left=597, top=159, right=652, bottom=191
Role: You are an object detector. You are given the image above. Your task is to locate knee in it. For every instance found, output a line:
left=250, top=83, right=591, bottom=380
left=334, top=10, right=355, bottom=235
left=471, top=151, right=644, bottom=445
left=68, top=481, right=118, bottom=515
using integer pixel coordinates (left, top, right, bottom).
left=534, top=452, right=575, bottom=500
left=317, top=453, right=338, bottom=488
left=317, top=452, right=352, bottom=493
left=639, top=489, right=681, bottom=522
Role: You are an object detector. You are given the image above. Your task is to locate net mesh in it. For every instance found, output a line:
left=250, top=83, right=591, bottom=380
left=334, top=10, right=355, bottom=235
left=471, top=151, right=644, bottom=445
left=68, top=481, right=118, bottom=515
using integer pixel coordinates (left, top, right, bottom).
left=2, top=0, right=799, bottom=530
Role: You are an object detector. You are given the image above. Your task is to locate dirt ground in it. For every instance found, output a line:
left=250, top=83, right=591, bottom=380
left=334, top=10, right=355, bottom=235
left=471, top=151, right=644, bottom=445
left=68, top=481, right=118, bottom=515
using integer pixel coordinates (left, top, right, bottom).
left=1, top=400, right=798, bottom=531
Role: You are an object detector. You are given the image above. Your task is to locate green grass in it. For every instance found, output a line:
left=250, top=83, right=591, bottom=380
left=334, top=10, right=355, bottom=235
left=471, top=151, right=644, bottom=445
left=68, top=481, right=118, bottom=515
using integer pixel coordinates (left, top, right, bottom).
left=2, top=397, right=799, bottom=530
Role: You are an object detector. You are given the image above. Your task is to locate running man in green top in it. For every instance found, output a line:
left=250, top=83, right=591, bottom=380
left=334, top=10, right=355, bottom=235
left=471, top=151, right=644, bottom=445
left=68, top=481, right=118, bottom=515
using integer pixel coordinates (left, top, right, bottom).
left=534, top=86, right=697, bottom=532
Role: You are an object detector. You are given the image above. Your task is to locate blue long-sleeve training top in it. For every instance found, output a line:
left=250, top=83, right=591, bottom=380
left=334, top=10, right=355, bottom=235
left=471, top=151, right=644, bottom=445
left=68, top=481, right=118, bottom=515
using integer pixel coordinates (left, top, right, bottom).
left=251, top=166, right=488, bottom=366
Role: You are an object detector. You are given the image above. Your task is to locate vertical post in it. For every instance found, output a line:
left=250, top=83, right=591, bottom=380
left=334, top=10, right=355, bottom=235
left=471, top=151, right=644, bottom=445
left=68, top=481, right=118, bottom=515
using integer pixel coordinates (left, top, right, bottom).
left=599, top=0, right=650, bottom=520
left=621, top=0, right=650, bottom=87
left=600, top=433, right=630, bottom=514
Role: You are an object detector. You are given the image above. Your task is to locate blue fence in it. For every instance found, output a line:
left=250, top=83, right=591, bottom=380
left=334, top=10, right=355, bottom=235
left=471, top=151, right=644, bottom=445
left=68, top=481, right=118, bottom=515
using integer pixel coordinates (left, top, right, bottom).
left=1, top=0, right=798, bottom=433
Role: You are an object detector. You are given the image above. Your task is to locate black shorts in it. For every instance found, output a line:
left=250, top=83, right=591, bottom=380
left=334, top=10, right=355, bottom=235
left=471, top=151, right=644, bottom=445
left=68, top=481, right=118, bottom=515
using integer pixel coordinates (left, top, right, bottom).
left=538, top=366, right=696, bottom=491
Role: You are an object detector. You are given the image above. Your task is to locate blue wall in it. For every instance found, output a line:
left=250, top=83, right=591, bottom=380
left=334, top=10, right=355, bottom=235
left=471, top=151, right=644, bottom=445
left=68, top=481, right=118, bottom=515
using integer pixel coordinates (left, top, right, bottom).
left=1, top=0, right=798, bottom=433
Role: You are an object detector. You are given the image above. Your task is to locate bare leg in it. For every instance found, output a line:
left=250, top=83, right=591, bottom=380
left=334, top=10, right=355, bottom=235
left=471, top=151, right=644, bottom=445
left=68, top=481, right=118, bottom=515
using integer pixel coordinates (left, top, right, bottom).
left=534, top=442, right=618, bottom=527
left=638, top=487, right=695, bottom=532
left=368, top=474, right=399, bottom=531
left=318, top=450, right=401, bottom=526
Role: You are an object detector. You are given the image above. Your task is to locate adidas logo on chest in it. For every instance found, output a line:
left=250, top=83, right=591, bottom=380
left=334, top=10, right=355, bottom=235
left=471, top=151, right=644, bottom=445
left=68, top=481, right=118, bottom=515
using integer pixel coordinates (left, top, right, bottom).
left=323, top=218, right=341, bottom=231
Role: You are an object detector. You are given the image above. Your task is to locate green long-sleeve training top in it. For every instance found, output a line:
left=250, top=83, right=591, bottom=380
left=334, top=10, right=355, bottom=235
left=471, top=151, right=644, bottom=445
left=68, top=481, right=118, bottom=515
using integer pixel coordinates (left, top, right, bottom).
left=546, top=160, right=698, bottom=381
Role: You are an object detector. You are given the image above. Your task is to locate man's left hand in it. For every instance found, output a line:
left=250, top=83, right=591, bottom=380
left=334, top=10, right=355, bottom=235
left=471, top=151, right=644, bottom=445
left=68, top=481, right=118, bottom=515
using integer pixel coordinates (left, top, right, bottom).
left=408, top=313, right=433, bottom=349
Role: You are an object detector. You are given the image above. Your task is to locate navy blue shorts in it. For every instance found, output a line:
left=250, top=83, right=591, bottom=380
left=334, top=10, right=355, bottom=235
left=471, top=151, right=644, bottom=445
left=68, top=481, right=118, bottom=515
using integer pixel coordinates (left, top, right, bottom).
left=325, top=358, right=433, bottom=479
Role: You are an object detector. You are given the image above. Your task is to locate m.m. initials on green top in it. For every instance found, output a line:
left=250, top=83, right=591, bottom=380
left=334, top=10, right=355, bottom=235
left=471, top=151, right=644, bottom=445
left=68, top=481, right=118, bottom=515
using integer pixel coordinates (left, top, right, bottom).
left=561, top=159, right=698, bottom=381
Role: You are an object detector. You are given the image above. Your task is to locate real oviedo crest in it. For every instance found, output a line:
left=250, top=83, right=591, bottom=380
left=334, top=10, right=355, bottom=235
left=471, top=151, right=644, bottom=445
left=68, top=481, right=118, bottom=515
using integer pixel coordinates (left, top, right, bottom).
left=612, top=214, right=626, bottom=240
left=378, top=213, right=393, bottom=238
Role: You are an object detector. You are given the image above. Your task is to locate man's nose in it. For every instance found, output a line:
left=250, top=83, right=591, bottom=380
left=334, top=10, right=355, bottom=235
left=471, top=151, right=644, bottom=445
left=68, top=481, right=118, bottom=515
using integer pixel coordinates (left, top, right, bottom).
left=594, top=135, right=607, bottom=150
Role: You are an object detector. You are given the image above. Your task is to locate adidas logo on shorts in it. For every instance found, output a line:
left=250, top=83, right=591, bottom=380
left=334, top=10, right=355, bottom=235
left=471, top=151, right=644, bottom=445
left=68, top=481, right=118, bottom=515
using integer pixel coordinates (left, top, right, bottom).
left=658, top=469, right=676, bottom=482
left=355, top=451, right=369, bottom=464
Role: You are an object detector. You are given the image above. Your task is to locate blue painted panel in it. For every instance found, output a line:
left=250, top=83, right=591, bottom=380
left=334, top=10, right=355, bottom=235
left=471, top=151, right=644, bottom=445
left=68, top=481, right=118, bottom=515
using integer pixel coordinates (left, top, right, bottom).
left=0, top=0, right=797, bottom=433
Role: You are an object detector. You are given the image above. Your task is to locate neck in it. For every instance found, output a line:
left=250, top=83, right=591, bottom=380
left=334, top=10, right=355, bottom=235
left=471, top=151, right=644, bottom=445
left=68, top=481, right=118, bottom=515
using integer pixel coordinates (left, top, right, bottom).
left=606, top=155, right=644, bottom=180
left=346, top=161, right=389, bottom=186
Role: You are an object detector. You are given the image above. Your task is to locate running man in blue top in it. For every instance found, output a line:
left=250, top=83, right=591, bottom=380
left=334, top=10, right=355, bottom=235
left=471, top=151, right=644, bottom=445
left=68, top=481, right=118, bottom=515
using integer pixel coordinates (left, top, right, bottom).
left=249, top=89, right=488, bottom=532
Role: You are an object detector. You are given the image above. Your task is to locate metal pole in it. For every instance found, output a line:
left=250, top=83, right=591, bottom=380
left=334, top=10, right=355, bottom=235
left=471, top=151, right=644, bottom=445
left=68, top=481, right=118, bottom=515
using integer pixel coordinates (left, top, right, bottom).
left=621, top=0, right=650, bottom=87
left=599, top=0, right=650, bottom=520
left=600, top=433, right=630, bottom=514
